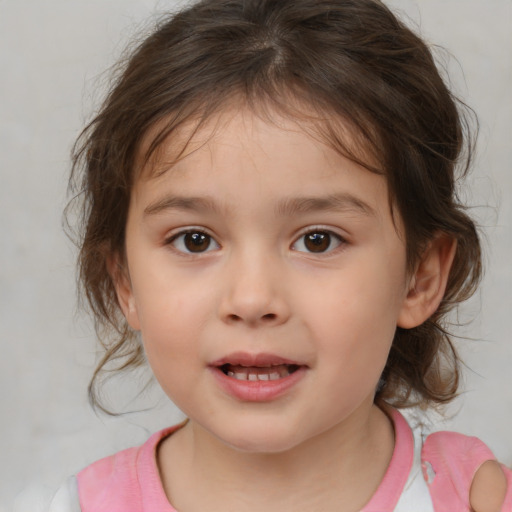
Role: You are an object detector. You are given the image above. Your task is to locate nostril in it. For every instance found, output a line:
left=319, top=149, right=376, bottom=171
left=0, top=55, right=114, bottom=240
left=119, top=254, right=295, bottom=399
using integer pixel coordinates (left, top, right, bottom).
left=225, top=312, right=278, bottom=325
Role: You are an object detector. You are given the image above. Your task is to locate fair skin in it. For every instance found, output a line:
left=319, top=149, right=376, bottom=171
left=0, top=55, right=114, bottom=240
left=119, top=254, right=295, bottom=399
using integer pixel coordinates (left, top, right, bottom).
left=113, top=106, right=505, bottom=511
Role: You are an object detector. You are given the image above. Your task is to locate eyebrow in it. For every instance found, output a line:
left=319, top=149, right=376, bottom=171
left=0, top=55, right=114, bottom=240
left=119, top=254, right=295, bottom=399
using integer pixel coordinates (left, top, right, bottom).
left=144, top=193, right=375, bottom=217
left=144, top=196, right=221, bottom=216
left=275, top=194, right=376, bottom=217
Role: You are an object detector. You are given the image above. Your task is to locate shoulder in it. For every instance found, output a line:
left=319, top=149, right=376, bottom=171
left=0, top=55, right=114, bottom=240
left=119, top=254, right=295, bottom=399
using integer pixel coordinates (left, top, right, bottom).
left=47, top=476, right=82, bottom=512
left=76, top=440, right=146, bottom=511
left=77, top=425, right=181, bottom=512
left=13, top=479, right=81, bottom=512
left=421, top=430, right=511, bottom=512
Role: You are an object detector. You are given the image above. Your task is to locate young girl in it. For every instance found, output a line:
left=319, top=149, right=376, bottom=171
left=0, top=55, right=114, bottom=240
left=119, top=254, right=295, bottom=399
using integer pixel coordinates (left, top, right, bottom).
left=51, top=0, right=511, bottom=510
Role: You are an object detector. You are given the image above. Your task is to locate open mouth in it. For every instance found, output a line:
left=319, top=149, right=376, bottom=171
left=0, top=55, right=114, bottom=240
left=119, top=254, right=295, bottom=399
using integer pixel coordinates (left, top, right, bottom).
left=211, top=354, right=306, bottom=400
left=219, top=363, right=300, bottom=381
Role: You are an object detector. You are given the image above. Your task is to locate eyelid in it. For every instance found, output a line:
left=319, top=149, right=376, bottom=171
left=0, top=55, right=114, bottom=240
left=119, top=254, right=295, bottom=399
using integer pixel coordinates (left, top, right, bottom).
left=292, top=225, right=348, bottom=241
left=164, top=225, right=212, bottom=237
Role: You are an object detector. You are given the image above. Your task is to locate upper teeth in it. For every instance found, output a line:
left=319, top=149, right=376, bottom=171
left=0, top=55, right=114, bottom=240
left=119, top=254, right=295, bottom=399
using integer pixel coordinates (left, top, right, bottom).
left=226, top=367, right=288, bottom=381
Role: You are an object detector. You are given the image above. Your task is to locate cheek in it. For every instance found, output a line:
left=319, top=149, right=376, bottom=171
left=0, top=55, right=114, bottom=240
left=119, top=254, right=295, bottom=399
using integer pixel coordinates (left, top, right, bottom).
left=132, top=279, right=213, bottom=379
left=133, top=260, right=215, bottom=328
left=138, top=301, right=204, bottom=410
left=302, top=259, right=404, bottom=369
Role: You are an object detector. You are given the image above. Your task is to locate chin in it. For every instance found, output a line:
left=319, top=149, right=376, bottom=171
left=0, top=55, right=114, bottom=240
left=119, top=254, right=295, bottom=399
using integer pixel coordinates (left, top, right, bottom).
left=226, top=436, right=299, bottom=455
left=212, top=422, right=304, bottom=454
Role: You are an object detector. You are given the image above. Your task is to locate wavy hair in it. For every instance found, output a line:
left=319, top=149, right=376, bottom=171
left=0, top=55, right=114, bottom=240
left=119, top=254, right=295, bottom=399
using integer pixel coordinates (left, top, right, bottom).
left=68, top=0, right=481, bottom=412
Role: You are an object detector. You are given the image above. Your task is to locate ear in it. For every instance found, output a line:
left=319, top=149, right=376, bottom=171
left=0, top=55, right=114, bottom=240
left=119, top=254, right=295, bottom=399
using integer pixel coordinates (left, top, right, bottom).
left=107, top=254, right=141, bottom=331
left=398, top=234, right=457, bottom=329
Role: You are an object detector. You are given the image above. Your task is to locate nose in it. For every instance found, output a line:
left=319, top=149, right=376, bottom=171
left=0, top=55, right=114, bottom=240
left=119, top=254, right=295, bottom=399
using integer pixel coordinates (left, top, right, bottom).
left=218, top=251, right=290, bottom=327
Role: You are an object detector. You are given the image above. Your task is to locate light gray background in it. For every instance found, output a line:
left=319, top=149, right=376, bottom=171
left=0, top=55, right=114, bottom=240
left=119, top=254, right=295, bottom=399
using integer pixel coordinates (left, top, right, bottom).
left=1, top=1, right=511, bottom=509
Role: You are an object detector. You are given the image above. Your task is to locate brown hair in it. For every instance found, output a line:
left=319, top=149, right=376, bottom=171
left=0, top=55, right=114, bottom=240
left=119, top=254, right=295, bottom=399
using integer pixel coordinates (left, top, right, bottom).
left=69, top=0, right=481, bottom=412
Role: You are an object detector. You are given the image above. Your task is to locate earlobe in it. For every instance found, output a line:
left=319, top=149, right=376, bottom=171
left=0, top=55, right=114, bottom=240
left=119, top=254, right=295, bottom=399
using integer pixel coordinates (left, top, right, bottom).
left=107, top=254, right=141, bottom=331
left=398, top=235, right=457, bottom=329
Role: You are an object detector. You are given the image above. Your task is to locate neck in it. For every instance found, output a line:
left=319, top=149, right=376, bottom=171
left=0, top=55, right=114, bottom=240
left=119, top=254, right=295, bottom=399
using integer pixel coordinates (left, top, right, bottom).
left=158, top=404, right=395, bottom=512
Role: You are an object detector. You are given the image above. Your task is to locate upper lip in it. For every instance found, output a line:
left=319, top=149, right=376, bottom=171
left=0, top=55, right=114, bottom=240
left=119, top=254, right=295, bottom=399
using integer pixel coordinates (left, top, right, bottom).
left=210, top=351, right=305, bottom=368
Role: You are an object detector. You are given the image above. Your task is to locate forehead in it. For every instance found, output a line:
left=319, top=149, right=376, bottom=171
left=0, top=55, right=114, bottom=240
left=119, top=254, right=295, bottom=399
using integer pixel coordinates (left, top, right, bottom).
left=131, top=106, right=398, bottom=227
left=135, top=98, right=384, bottom=182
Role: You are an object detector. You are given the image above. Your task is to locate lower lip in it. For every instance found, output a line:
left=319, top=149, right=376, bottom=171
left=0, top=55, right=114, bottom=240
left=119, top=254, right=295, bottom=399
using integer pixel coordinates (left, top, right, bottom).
left=210, top=366, right=307, bottom=402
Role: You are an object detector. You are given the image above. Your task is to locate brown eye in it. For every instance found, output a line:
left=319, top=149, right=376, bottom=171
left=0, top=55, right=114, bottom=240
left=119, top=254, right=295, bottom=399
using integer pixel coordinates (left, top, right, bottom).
left=170, top=231, right=219, bottom=254
left=292, top=230, right=343, bottom=254
left=184, top=232, right=210, bottom=252
left=304, top=232, right=330, bottom=252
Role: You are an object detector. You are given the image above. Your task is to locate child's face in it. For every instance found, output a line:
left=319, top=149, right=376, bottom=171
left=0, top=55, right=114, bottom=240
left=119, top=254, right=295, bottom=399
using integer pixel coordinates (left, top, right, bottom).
left=117, top=107, right=413, bottom=453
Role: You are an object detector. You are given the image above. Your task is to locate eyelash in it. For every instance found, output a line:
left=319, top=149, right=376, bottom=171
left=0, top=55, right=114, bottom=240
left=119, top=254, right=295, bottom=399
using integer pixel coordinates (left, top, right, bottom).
left=165, top=227, right=347, bottom=256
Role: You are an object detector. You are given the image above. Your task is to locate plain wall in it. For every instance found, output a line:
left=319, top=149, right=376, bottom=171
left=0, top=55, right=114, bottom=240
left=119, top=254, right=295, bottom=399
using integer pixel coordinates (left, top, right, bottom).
left=1, top=0, right=511, bottom=509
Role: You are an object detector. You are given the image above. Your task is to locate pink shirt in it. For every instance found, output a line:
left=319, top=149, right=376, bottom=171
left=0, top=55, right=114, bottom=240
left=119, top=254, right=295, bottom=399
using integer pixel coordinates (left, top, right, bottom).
left=74, top=409, right=511, bottom=511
